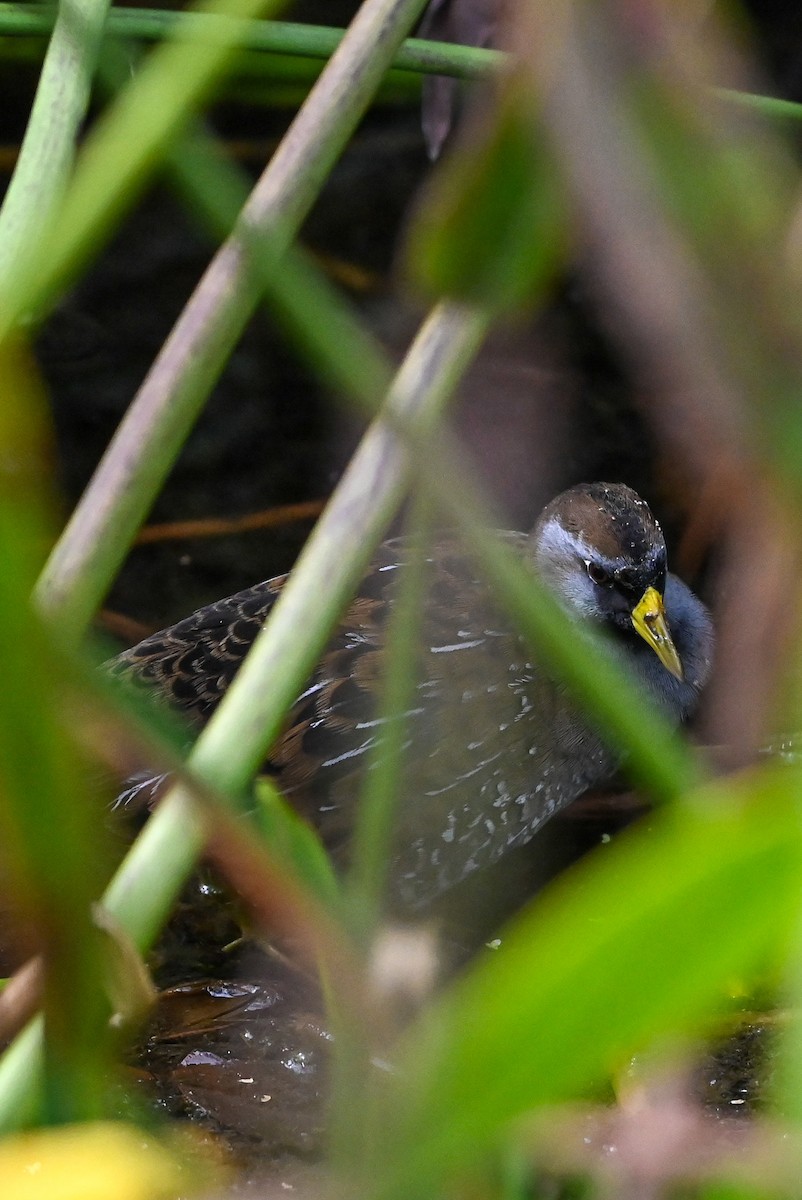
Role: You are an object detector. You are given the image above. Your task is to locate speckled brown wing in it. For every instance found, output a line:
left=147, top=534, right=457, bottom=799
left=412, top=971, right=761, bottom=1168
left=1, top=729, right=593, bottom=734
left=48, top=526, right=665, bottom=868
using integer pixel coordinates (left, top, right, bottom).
left=109, top=536, right=615, bottom=908
left=108, top=574, right=288, bottom=726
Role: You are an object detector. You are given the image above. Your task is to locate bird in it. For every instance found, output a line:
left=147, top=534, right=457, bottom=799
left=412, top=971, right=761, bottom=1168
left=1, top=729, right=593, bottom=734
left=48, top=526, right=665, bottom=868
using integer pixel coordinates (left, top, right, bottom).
left=107, top=482, right=713, bottom=910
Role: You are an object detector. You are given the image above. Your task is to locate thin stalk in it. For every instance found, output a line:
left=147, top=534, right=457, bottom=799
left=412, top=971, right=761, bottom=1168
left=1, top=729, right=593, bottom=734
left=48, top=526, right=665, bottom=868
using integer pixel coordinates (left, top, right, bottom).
left=328, top=494, right=435, bottom=1172
left=169, top=129, right=393, bottom=408
left=101, top=786, right=205, bottom=949
left=0, top=8, right=793, bottom=118
left=713, top=86, right=802, bottom=122
left=35, top=0, right=431, bottom=640
left=189, top=303, right=489, bottom=794
left=0, top=4, right=503, bottom=80
left=345, top=492, right=434, bottom=929
left=0, top=0, right=112, bottom=284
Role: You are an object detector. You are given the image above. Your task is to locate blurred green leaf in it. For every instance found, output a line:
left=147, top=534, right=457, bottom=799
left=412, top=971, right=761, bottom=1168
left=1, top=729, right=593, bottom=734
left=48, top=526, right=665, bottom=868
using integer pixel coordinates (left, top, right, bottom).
left=407, top=80, right=567, bottom=310
left=697, top=1183, right=790, bottom=1200
left=0, top=341, right=113, bottom=1123
left=359, top=766, right=802, bottom=1200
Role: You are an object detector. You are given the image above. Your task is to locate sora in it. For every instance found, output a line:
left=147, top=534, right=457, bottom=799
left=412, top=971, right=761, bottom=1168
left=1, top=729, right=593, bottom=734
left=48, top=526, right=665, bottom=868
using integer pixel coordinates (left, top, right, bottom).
left=109, top=483, right=713, bottom=908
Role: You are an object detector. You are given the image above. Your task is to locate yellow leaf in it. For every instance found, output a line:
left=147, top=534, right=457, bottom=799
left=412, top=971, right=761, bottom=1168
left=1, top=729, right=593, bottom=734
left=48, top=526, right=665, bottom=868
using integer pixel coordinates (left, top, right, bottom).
left=0, top=1122, right=208, bottom=1200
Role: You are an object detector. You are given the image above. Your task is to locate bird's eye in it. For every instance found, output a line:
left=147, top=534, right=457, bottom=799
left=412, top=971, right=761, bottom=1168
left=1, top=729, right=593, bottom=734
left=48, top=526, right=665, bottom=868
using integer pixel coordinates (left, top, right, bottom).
left=586, top=561, right=611, bottom=587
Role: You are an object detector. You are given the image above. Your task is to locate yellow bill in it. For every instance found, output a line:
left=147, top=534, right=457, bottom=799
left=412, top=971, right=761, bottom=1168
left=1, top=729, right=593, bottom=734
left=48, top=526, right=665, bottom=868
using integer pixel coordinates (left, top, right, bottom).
left=631, top=586, right=683, bottom=680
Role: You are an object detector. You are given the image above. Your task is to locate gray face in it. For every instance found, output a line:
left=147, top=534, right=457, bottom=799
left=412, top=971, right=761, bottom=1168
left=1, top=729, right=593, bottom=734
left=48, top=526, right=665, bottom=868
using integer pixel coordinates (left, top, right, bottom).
left=529, top=482, right=668, bottom=630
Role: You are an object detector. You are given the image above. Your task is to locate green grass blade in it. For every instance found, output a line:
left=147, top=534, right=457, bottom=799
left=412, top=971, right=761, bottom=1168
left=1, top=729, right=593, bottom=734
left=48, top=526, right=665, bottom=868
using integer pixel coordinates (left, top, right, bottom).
left=0, top=0, right=112, bottom=284
left=0, top=343, right=113, bottom=1124
left=345, top=494, right=435, bottom=929
left=0, top=5, right=503, bottom=79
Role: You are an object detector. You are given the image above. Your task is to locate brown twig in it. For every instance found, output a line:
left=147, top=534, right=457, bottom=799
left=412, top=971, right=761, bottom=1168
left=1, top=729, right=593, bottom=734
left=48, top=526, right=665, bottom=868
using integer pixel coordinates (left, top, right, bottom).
left=0, top=957, right=43, bottom=1049
left=135, top=498, right=325, bottom=544
left=97, top=610, right=157, bottom=645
